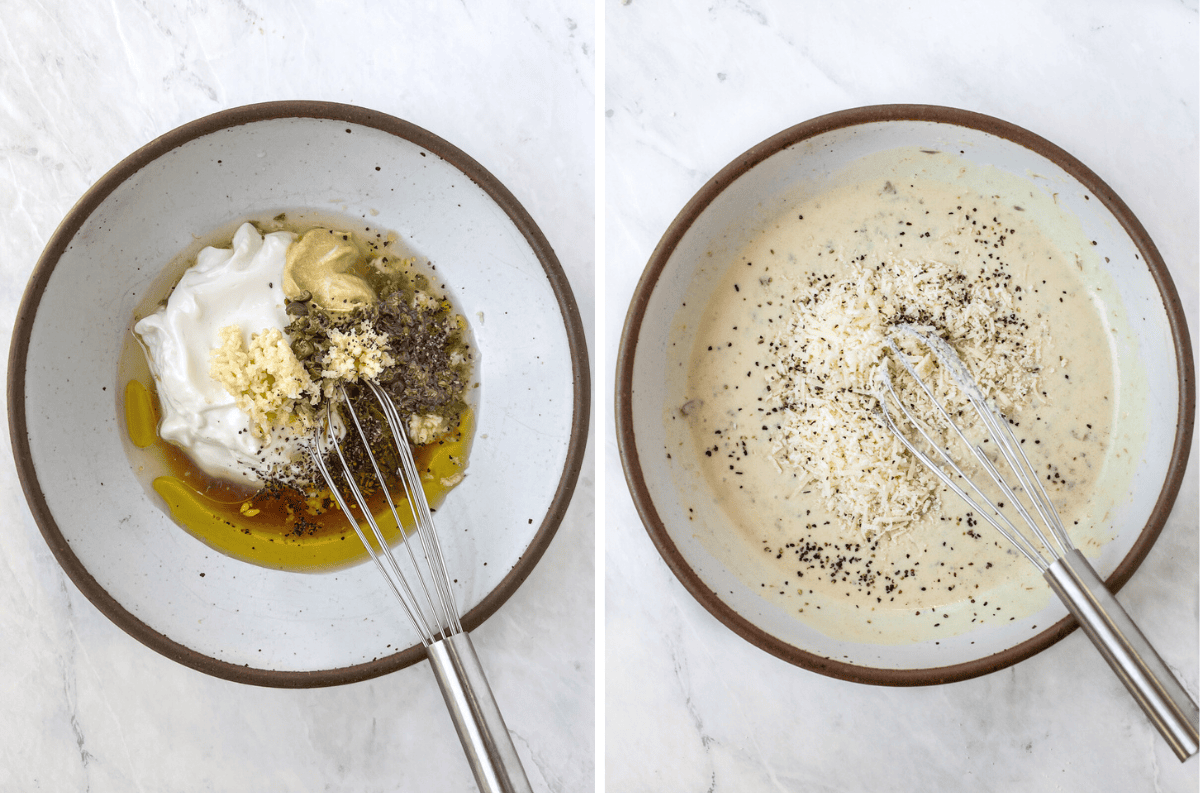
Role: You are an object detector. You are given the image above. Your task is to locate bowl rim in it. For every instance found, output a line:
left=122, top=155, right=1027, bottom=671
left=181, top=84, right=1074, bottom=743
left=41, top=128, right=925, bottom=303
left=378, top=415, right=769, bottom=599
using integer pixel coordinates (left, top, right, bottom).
left=8, top=100, right=591, bottom=688
left=615, top=103, right=1195, bottom=686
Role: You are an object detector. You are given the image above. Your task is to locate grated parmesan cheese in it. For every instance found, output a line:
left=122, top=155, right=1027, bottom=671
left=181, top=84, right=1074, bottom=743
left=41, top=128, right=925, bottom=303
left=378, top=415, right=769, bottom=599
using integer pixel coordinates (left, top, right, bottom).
left=319, top=324, right=395, bottom=396
left=767, top=252, right=1047, bottom=539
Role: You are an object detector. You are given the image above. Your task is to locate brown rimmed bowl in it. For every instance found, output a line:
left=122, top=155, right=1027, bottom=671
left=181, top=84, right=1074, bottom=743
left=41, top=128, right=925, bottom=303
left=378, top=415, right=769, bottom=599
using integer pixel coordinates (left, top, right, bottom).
left=10, top=101, right=590, bottom=687
left=615, top=104, right=1194, bottom=685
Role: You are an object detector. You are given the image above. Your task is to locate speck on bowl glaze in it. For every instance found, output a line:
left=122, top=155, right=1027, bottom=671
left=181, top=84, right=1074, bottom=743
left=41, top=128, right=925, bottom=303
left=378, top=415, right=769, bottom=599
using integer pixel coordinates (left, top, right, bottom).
left=616, top=105, right=1194, bottom=685
left=10, top=101, right=589, bottom=687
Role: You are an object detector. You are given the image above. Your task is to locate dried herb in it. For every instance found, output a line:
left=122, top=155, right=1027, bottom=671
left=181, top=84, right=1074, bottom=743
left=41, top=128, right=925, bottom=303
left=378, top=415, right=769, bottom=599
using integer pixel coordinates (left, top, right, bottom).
left=278, top=273, right=472, bottom=499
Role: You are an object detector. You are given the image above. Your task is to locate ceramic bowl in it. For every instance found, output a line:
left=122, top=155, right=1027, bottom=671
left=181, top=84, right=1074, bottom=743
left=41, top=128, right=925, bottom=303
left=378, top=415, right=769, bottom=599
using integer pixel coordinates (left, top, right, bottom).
left=616, top=105, right=1194, bottom=685
left=10, top=101, right=589, bottom=687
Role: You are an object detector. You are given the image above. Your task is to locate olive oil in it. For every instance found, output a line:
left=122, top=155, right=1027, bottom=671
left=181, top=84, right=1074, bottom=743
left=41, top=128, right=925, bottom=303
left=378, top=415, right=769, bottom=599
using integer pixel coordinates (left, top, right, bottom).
left=123, top=372, right=471, bottom=571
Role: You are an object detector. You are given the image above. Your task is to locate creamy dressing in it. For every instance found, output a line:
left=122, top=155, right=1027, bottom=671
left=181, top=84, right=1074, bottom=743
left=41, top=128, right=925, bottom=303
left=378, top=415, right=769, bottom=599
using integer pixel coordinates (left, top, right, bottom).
left=681, top=170, right=1118, bottom=644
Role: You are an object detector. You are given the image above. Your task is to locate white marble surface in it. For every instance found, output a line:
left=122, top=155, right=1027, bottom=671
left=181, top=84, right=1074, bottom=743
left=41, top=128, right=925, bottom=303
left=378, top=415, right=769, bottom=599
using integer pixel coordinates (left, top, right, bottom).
left=605, top=3, right=1198, bottom=792
left=0, top=1, right=593, bottom=791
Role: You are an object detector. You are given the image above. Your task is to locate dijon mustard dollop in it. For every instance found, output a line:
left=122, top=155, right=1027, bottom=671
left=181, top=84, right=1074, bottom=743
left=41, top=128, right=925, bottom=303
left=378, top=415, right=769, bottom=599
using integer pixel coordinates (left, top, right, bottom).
left=283, top=228, right=376, bottom=311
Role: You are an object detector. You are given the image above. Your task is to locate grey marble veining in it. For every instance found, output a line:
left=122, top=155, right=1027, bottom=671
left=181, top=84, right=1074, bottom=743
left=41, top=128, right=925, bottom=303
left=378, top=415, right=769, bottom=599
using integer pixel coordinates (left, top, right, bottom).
left=605, top=2, right=1197, bottom=792
left=0, top=1, right=593, bottom=791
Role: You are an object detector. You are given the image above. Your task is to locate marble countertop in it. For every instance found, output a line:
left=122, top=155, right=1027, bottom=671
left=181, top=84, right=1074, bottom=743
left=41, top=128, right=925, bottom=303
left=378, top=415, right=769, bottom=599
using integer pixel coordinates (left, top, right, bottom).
left=4, top=1, right=1197, bottom=791
left=0, top=1, right=593, bottom=791
left=604, top=3, right=1198, bottom=792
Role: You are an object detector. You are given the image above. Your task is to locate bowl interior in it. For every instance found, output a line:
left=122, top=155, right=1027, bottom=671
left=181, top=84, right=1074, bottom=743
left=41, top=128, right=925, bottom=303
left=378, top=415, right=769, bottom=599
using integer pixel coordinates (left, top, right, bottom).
left=13, top=104, right=587, bottom=685
left=620, top=108, right=1190, bottom=682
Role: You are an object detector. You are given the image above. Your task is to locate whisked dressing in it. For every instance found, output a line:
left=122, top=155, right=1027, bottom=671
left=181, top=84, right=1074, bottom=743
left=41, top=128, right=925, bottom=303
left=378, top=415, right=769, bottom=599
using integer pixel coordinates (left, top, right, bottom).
left=680, top=169, right=1119, bottom=643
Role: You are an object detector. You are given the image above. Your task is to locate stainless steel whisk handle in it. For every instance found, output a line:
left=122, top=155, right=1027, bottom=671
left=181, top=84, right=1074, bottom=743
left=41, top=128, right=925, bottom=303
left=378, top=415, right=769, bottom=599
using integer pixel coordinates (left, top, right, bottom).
left=1044, top=549, right=1199, bottom=761
left=427, top=632, right=534, bottom=793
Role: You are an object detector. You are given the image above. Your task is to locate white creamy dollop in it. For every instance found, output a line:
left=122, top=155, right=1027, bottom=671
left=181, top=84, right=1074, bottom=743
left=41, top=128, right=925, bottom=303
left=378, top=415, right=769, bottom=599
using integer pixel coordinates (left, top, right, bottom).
left=135, top=223, right=302, bottom=486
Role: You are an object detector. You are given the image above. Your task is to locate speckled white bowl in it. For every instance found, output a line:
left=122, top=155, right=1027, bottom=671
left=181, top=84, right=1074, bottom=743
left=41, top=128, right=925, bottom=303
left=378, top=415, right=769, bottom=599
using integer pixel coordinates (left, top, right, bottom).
left=10, top=102, right=589, bottom=686
left=616, top=105, right=1194, bottom=685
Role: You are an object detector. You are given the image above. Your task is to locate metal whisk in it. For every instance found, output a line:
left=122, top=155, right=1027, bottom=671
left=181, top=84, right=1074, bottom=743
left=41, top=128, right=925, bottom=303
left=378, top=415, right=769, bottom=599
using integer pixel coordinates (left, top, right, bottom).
left=877, top=324, right=1198, bottom=762
left=308, top=382, right=532, bottom=793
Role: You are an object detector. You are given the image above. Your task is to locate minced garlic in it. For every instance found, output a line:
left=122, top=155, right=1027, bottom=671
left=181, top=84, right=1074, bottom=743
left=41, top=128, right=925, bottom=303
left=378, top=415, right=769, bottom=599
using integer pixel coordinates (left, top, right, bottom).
left=209, top=326, right=318, bottom=440
left=408, top=413, right=446, bottom=445
left=411, top=290, right=441, bottom=312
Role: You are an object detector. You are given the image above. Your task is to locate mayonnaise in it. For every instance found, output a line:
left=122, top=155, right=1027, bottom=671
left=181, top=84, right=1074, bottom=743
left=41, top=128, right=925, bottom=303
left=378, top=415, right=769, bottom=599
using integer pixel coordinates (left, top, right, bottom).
left=134, top=223, right=304, bottom=486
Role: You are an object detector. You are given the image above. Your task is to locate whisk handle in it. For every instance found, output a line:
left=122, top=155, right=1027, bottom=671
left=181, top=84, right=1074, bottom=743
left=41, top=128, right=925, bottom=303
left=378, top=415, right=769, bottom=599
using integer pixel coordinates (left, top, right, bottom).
left=1044, top=549, right=1199, bottom=761
left=427, top=632, right=534, bottom=793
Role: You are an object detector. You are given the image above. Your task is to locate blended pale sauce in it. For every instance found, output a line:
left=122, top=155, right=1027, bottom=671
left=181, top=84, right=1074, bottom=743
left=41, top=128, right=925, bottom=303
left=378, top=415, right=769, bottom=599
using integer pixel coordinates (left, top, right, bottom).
left=681, top=167, right=1118, bottom=643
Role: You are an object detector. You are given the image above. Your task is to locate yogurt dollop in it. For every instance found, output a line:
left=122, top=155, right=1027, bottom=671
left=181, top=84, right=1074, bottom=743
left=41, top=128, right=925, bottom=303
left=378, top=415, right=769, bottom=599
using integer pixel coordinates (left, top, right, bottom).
left=135, top=223, right=303, bottom=486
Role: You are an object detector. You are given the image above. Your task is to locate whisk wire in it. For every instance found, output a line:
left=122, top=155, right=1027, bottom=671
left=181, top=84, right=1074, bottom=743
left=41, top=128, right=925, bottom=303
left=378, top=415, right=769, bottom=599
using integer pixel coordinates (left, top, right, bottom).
left=978, top=389, right=1073, bottom=556
left=322, top=384, right=461, bottom=644
left=365, top=381, right=463, bottom=638
left=307, top=427, right=430, bottom=643
left=884, top=327, right=1078, bottom=567
left=902, top=327, right=1070, bottom=555
left=330, top=390, right=436, bottom=642
left=306, top=382, right=532, bottom=791
left=877, top=363, right=1048, bottom=570
left=879, top=324, right=1198, bottom=761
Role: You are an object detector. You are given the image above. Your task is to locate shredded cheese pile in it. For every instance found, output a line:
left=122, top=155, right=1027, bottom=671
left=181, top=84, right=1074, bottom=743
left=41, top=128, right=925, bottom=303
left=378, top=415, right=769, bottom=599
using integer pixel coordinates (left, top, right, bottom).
left=766, top=253, right=1046, bottom=539
left=319, top=325, right=395, bottom=396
